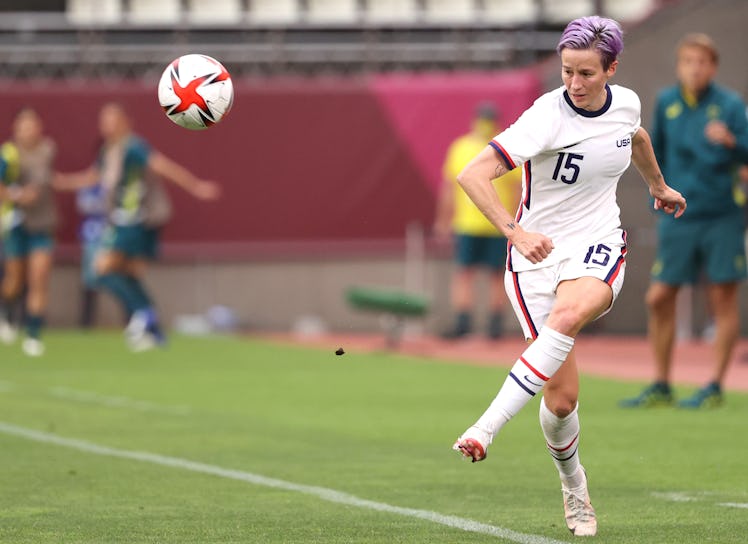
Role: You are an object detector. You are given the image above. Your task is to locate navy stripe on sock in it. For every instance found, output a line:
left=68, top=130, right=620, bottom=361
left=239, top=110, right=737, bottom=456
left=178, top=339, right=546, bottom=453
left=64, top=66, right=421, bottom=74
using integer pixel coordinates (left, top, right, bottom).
left=509, top=372, right=536, bottom=396
left=548, top=445, right=578, bottom=462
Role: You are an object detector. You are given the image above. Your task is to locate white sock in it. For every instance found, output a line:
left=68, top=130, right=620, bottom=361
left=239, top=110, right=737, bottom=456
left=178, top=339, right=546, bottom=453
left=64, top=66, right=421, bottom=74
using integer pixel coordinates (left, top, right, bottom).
left=474, top=327, right=574, bottom=440
left=539, top=397, right=584, bottom=488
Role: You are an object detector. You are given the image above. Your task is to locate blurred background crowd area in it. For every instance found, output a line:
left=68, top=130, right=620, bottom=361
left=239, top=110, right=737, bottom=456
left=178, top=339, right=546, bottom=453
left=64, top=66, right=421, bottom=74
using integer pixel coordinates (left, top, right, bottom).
left=1, top=0, right=659, bottom=78
left=1, top=0, right=747, bottom=337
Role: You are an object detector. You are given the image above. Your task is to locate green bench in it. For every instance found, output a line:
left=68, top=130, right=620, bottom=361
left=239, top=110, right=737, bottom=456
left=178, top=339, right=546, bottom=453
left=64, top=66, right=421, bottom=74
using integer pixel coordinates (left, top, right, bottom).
left=345, top=286, right=430, bottom=347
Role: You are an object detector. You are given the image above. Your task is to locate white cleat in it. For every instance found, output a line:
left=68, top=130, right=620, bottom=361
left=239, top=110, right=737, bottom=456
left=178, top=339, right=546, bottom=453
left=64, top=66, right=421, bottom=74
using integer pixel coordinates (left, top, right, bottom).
left=125, top=311, right=149, bottom=340
left=452, top=425, right=492, bottom=463
left=22, top=337, right=45, bottom=357
left=0, top=320, right=18, bottom=345
left=127, top=331, right=159, bottom=353
left=562, top=467, right=597, bottom=537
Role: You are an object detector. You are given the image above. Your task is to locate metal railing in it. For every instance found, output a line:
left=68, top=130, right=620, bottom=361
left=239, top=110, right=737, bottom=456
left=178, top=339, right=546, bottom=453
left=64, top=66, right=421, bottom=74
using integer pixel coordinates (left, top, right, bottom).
left=0, top=1, right=660, bottom=79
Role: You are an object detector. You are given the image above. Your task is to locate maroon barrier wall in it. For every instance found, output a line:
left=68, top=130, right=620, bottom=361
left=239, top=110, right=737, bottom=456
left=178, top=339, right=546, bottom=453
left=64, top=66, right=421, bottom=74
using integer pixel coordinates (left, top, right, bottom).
left=0, top=70, right=540, bottom=259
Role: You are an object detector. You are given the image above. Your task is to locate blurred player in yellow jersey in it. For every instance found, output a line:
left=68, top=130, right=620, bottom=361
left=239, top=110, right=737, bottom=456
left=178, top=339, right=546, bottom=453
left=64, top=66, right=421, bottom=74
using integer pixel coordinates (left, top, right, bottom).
left=434, top=103, right=521, bottom=339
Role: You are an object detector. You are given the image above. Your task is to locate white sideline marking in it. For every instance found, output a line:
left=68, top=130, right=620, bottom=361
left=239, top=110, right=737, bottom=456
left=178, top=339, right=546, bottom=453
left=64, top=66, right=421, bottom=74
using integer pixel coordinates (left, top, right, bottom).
left=0, top=422, right=568, bottom=544
left=653, top=491, right=748, bottom=510
left=718, top=503, right=748, bottom=509
left=48, top=387, right=191, bottom=416
left=651, top=491, right=699, bottom=503
left=0, top=381, right=14, bottom=393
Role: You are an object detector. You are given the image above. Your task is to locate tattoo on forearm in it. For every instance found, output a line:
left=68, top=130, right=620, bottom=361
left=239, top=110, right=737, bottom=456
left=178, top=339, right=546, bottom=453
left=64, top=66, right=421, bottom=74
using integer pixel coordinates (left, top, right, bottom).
left=505, top=222, right=516, bottom=231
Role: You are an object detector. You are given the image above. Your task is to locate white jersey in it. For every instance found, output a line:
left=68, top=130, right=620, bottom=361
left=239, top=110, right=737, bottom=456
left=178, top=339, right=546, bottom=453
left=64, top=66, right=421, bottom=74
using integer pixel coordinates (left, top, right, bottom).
left=491, top=84, right=641, bottom=272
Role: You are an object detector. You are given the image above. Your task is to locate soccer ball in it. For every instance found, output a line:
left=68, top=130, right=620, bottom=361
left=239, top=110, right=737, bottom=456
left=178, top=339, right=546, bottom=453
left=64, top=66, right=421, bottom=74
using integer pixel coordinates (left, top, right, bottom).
left=158, top=54, right=234, bottom=130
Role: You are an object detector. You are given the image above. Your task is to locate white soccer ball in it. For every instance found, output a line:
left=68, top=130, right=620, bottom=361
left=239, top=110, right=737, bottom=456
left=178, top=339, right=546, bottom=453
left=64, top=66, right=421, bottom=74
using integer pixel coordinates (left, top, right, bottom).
left=158, top=54, right=234, bottom=130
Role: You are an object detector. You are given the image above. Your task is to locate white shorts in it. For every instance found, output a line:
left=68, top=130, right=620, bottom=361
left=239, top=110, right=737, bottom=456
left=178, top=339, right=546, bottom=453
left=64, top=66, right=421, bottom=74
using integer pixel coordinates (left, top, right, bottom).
left=504, top=232, right=627, bottom=340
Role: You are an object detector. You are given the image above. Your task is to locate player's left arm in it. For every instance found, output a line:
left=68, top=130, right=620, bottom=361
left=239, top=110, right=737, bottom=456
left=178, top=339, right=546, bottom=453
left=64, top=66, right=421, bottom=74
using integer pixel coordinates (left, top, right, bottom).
left=148, top=152, right=220, bottom=201
left=15, top=155, right=53, bottom=207
left=0, top=181, right=38, bottom=206
left=632, top=127, right=686, bottom=218
left=10, top=184, right=41, bottom=207
left=0, top=154, right=42, bottom=206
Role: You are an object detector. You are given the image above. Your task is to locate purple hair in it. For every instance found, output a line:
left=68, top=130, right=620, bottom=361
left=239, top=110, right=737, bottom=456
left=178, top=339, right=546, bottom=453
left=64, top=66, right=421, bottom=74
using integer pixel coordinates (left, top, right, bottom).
left=556, top=16, right=624, bottom=70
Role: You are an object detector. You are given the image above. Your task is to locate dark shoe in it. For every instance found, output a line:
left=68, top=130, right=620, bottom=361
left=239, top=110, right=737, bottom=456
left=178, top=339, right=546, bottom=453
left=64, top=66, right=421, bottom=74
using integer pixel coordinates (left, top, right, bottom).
left=619, top=382, right=674, bottom=408
left=441, top=312, right=472, bottom=340
left=678, top=382, right=723, bottom=409
left=440, top=327, right=471, bottom=340
left=487, top=312, right=504, bottom=340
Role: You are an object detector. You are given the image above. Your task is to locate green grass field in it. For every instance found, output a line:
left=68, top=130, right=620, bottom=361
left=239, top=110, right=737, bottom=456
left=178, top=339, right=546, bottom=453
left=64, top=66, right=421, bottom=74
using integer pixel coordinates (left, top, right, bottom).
left=0, top=331, right=746, bottom=543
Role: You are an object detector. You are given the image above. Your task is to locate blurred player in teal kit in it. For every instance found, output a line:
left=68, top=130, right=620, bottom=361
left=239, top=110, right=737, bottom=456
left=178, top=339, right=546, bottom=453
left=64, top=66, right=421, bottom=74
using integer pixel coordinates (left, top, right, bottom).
left=55, top=103, right=219, bottom=350
left=621, top=34, right=748, bottom=408
left=0, top=109, right=57, bottom=357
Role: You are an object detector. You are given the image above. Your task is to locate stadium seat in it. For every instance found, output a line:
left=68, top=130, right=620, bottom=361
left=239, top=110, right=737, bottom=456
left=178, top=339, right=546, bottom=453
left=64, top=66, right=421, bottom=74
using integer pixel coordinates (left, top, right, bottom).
left=346, top=286, right=429, bottom=348
left=482, top=0, right=538, bottom=26
left=66, top=0, right=123, bottom=24
left=604, top=0, right=656, bottom=23
left=541, top=0, right=595, bottom=24
left=187, top=0, right=244, bottom=25
left=422, top=0, right=475, bottom=24
left=250, top=0, right=299, bottom=25
left=306, top=0, right=359, bottom=24
left=364, top=0, right=419, bottom=24
left=128, top=0, right=181, bottom=24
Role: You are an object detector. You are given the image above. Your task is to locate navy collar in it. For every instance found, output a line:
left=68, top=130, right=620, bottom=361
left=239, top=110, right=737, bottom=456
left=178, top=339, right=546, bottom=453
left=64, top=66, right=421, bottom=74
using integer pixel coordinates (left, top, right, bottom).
left=563, top=84, right=613, bottom=118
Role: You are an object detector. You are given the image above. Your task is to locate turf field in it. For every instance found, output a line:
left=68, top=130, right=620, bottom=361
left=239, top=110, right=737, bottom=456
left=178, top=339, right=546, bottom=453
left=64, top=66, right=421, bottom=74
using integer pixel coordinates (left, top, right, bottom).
left=0, top=331, right=746, bottom=543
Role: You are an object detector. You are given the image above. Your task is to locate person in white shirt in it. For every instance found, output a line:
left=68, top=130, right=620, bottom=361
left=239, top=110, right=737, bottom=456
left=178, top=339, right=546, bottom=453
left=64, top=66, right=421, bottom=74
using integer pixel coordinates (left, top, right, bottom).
left=451, top=16, right=686, bottom=537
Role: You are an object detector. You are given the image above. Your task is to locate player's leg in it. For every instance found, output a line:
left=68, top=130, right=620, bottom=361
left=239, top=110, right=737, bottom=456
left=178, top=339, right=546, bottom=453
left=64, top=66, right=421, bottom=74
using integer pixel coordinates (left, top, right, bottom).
left=646, top=282, right=680, bottom=383
left=485, top=236, right=509, bottom=339
left=443, top=234, right=477, bottom=339
left=676, top=281, right=739, bottom=408
left=680, top=213, right=747, bottom=407
left=541, top=349, right=596, bottom=536
left=706, top=281, right=740, bottom=384
left=96, top=247, right=140, bottom=315
left=22, top=241, right=53, bottom=356
left=541, top=348, right=581, bottom=483
left=540, top=250, right=621, bottom=537
left=95, top=225, right=154, bottom=319
left=621, top=220, right=697, bottom=407
left=0, top=228, right=27, bottom=344
left=454, top=274, right=611, bottom=462
left=0, top=257, right=25, bottom=344
left=123, top=258, right=164, bottom=341
left=618, top=281, right=680, bottom=407
left=121, top=227, right=165, bottom=349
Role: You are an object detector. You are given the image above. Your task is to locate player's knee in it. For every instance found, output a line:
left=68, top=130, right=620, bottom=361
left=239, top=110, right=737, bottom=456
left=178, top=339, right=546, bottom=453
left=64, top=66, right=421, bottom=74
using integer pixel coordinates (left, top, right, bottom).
left=546, top=304, right=585, bottom=336
left=2, top=281, right=22, bottom=300
left=645, top=285, right=676, bottom=314
left=95, top=252, right=120, bottom=276
left=1, top=272, right=24, bottom=299
left=543, top=392, right=577, bottom=418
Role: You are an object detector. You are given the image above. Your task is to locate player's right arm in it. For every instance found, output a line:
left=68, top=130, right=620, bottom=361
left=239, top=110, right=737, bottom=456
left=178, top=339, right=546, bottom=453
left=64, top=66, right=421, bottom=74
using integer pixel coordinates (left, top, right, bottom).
left=53, top=166, right=99, bottom=192
left=457, top=145, right=553, bottom=264
left=148, top=152, right=220, bottom=201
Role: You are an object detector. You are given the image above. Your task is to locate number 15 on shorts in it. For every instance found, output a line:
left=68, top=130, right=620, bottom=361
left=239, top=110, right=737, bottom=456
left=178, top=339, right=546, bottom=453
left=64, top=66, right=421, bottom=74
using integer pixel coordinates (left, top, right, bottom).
left=583, top=244, right=611, bottom=267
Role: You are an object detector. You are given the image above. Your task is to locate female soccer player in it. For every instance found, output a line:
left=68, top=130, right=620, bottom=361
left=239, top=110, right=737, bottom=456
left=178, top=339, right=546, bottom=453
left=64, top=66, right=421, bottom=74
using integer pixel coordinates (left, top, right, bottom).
left=54, top=103, right=219, bottom=351
left=452, top=16, right=686, bottom=536
left=0, top=108, right=57, bottom=357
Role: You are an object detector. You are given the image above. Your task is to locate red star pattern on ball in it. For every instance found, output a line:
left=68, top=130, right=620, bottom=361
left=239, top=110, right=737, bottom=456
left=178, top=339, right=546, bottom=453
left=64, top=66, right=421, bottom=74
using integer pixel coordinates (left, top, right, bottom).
left=170, top=72, right=211, bottom=115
